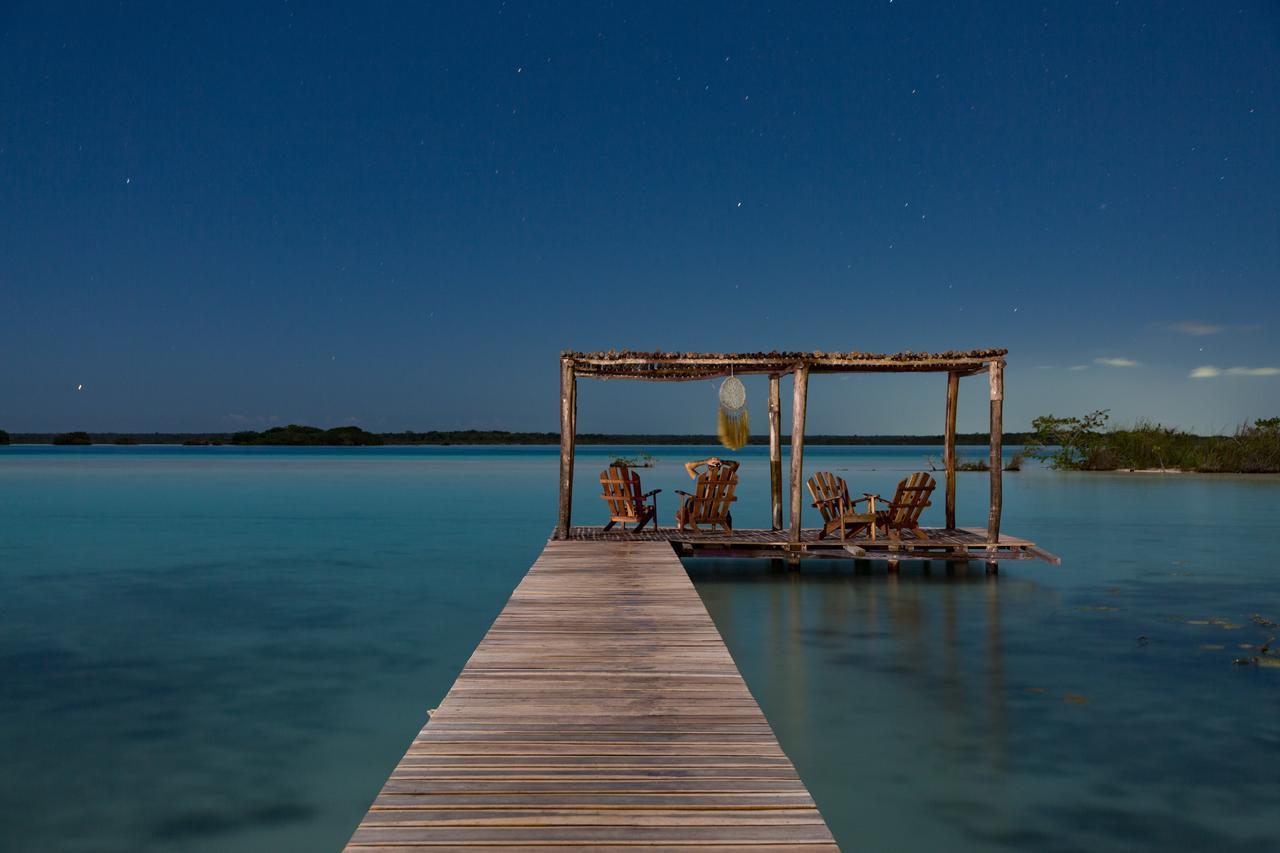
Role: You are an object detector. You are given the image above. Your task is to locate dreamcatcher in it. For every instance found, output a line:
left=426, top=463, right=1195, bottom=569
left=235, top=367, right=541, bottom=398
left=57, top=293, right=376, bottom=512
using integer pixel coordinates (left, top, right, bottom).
left=717, top=373, right=749, bottom=450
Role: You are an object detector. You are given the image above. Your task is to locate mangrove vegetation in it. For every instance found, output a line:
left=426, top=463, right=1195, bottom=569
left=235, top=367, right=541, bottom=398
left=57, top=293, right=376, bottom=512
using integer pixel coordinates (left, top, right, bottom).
left=230, top=425, right=384, bottom=446
left=1027, top=411, right=1280, bottom=473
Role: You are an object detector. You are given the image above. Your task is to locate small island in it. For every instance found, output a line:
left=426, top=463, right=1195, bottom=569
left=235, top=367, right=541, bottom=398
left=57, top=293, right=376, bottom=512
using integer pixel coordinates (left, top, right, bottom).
left=231, top=425, right=384, bottom=446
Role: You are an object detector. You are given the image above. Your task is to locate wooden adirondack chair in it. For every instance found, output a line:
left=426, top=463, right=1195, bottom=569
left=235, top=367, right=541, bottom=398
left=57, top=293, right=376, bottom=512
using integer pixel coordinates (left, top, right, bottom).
left=674, top=464, right=738, bottom=532
left=864, top=472, right=936, bottom=541
left=599, top=464, right=661, bottom=531
left=807, top=471, right=877, bottom=540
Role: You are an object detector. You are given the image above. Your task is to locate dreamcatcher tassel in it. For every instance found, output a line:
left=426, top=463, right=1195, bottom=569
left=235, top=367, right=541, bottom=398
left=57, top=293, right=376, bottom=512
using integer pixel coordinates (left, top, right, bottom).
left=717, top=407, right=749, bottom=450
left=717, top=375, right=749, bottom=451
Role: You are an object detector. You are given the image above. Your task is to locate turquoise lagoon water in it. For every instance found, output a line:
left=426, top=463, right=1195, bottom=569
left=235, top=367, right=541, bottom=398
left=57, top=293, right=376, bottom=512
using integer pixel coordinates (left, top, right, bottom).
left=1, top=445, right=1278, bottom=851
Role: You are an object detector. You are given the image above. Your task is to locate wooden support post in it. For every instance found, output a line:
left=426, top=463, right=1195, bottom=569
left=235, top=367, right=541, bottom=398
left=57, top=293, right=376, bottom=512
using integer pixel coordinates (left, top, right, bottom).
left=768, top=374, right=783, bottom=531
left=788, top=365, right=809, bottom=544
left=555, top=356, right=577, bottom=540
left=986, top=360, right=1004, bottom=570
left=944, top=371, right=959, bottom=530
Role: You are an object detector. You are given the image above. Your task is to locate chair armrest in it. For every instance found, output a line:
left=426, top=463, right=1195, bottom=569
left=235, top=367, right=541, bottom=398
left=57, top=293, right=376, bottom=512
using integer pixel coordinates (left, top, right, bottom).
left=641, top=489, right=662, bottom=498
left=851, top=494, right=879, bottom=506
left=674, top=490, right=694, bottom=498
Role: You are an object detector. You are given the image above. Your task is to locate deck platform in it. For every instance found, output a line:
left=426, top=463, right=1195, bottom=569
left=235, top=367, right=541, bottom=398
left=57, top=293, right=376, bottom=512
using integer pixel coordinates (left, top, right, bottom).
left=566, top=526, right=1061, bottom=564
left=345, top=540, right=837, bottom=850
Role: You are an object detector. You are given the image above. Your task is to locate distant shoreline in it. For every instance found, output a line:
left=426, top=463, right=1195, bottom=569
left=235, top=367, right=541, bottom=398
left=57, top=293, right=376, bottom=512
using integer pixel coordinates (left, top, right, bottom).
left=2, top=430, right=1032, bottom=447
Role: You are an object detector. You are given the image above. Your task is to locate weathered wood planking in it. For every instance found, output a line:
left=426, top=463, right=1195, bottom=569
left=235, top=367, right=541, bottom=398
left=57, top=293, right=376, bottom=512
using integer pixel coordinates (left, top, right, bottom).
left=566, top=526, right=1033, bottom=547
left=565, top=526, right=1062, bottom=566
left=345, top=541, right=837, bottom=850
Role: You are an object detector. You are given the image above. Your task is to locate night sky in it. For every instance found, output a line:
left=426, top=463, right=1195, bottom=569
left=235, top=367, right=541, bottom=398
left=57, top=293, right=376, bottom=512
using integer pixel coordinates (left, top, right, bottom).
left=2, top=2, right=1277, bottom=434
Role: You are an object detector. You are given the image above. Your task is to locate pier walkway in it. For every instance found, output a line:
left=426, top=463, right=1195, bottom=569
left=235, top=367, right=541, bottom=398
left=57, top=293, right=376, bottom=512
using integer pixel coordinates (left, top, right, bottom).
left=345, top=540, right=836, bottom=850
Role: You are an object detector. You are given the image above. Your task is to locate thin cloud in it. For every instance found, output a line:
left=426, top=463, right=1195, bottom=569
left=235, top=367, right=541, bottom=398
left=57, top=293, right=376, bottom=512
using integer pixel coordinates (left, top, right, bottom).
left=1170, top=321, right=1225, bottom=336
left=1095, top=357, right=1140, bottom=367
left=1189, top=366, right=1280, bottom=379
left=223, top=413, right=281, bottom=425
left=1067, top=364, right=1089, bottom=371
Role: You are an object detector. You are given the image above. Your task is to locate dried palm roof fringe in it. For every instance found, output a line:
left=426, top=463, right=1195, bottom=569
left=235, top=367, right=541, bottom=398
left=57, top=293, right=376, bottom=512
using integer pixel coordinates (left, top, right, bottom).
left=563, top=349, right=1007, bottom=377
left=564, top=348, right=1007, bottom=362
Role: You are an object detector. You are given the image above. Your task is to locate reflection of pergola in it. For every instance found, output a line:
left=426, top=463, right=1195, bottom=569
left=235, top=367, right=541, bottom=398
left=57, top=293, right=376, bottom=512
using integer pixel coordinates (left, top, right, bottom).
left=554, top=348, right=1008, bottom=548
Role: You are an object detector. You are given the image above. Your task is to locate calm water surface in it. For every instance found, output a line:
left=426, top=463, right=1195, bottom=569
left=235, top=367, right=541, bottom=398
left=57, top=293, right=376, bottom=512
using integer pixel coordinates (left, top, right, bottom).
left=2, top=445, right=1277, bottom=851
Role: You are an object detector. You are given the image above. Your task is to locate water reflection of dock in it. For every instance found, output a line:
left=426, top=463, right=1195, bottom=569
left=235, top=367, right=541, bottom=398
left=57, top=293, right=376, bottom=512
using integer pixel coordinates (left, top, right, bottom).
left=344, top=541, right=837, bottom=849
left=693, top=564, right=1017, bottom=783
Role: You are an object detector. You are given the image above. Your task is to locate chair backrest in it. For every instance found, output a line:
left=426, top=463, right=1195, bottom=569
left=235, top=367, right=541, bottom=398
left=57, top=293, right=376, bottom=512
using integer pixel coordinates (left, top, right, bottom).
left=600, top=464, right=644, bottom=520
left=806, top=472, right=849, bottom=524
left=690, top=464, right=738, bottom=522
left=882, top=472, right=935, bottom=529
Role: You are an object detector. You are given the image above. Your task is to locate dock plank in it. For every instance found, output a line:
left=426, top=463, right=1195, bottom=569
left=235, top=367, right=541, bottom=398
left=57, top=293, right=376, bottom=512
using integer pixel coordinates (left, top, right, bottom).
left=345, top=541, right=836, bottom=849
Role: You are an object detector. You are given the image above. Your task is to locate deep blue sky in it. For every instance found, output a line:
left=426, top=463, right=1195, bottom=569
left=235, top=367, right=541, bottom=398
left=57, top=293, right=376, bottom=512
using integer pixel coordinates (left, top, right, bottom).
left=2, top=2, right=1277, bottom=434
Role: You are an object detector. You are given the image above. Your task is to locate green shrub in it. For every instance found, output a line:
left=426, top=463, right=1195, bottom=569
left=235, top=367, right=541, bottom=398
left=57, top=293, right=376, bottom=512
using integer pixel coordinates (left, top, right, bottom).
left=1024, top=410, right=1111, bottom=469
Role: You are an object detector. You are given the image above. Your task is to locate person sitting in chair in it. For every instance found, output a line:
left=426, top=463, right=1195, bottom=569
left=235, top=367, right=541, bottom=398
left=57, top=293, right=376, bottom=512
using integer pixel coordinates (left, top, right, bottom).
left=683, top=456, right=740, bottom=480
left=675, top=457, right=740, bottom=531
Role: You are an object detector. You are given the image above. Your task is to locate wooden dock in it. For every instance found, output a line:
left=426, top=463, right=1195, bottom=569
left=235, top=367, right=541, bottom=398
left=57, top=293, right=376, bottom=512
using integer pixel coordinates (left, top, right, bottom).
left=567, top=526, right=1061, bottom=565
left=345, top=540, right=837, bottom=850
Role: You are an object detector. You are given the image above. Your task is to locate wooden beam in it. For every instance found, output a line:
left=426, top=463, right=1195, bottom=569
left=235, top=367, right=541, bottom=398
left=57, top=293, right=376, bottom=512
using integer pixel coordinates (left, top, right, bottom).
left=555, top=356, right=577, bottom=540
left=954, top=365, right=991, bottom=378
left=944, top=371, right=959, bottom=529
left=987, top=360, right=1004, bottom=558
left=768, top=374, right=783, bottom=531
left=788, top=365, right=809, bottom=544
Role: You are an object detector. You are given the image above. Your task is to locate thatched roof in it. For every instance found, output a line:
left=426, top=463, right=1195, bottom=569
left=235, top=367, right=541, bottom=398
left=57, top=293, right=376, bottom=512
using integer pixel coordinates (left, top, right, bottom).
left=564, top=349, right=1005, bottom=379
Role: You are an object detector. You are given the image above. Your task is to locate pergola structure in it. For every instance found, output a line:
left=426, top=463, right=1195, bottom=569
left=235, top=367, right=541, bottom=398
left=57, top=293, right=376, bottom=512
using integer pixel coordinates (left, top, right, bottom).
left=554, top=348, right=1009, bottom=552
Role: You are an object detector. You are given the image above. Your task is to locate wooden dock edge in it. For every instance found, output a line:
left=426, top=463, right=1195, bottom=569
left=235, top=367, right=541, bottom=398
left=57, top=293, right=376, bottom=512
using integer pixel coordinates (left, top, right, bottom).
left=564, top=526, right=1061, bottom=566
